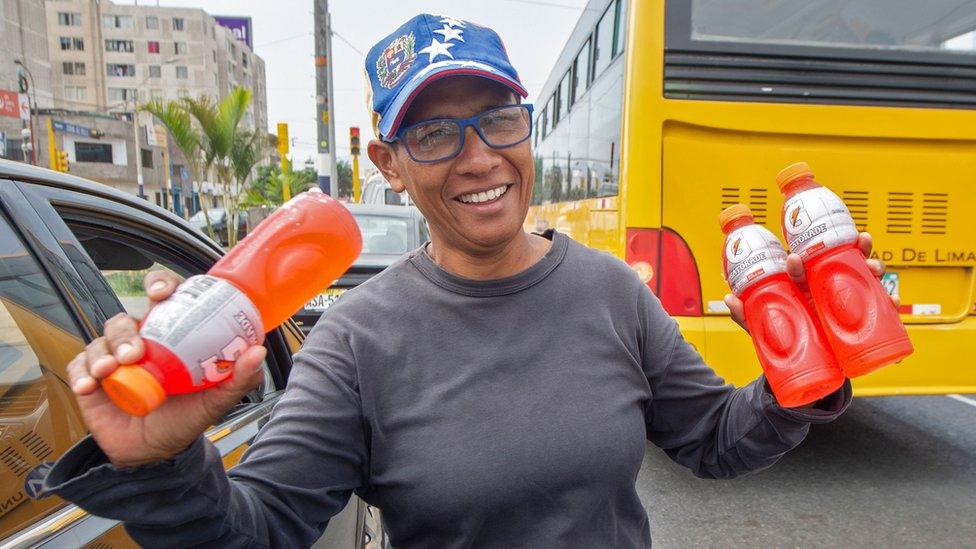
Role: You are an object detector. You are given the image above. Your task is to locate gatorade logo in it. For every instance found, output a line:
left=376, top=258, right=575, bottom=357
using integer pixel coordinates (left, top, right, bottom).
left=786, top=203, right=812, bottom=234
left=726, top=236, right=752, bottom=263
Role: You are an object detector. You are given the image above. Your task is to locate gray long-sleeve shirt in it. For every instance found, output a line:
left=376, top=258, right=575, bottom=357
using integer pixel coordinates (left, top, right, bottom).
left=45, top=230, right=851, bottom=547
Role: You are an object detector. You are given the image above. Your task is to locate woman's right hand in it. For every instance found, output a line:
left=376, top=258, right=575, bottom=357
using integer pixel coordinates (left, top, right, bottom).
left=66, top=271, right=267, bottom=468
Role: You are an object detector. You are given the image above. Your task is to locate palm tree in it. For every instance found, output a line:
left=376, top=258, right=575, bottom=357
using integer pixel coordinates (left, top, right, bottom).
left=181, top=87, right=253, bottom=247
left=140, top=99, right=216, bottom=240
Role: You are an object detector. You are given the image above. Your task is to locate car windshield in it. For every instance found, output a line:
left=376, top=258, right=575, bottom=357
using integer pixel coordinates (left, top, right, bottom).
left=354, top=214, right=411, bottom=255
left=189, top=208, right=225, bottom=223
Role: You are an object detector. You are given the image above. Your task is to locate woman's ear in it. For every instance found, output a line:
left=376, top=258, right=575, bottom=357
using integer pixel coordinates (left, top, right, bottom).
left=367, top=139, right=407, bottom=193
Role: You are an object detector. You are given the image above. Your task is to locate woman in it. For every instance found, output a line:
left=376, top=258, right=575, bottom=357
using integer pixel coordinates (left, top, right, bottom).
left=48, top=14, right=885, bottom=547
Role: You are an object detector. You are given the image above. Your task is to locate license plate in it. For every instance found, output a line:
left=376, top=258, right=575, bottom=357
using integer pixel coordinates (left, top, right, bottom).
left=303, top=288, right=346, bottom=312
left=881, top=272, right=899, bottom=296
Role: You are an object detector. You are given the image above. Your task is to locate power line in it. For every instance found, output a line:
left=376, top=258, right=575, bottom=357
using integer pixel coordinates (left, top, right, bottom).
left=331, top=30, right=364, bottom=57
left=255, top=31, right=313, bottom=48
left=498, top=0, right=588, bottom=11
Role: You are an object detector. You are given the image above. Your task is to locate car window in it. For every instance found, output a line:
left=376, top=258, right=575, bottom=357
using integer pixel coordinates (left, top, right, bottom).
left=355, top=215, right=412, bottom=254
left=0, top=212, right=88, bottom=540
left=59, top=222, right=277, bottom=412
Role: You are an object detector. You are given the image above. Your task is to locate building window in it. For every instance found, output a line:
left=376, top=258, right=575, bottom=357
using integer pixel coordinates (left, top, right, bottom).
left=173, top=17, right=184, bottom=31
left=140, top=148, right=154, bottom=168
left=102, top=15, right=134, bottom=29
left=178, top=89, right=189, bottom=98
left=174, top=42, right=187, bottom=55
left=64, top=86, right=87, bottom=101
left=60, top=37, right=84, bottom=51
left=148, top=41, right=160, bottom=54
left=75, top=142, right=113, bottom=163
left=146, top=16, right=159, bottom=29
left=242, top=52, right=249, bottom=68
left=150, top=89, right=164, bottom=101
left=107, top=87, right=137, bottom=102
left=212, top=50, right=217, bottom=62
left=176, top=66, right=188, bottom=79
left=105, top=39, right=134, bottom=53
left=107, top=63, right=136, bottom=77
left=148, top=65, right=161, bottom=78
left=75, top=141, right=112, bottom=164
left=58, top=12, right=82, bottom=26
left=62, top=62, right=86, bottom=76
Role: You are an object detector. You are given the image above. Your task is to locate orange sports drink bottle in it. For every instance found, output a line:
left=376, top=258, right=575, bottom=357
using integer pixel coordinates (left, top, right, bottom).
left=720, top=205, right=844, bottom=407
left=102, top=189, right=363, bottom=416
left=777, top=162, right=913, bottom=377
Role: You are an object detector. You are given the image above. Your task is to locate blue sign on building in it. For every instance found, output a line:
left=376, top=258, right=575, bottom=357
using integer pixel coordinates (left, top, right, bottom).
left=52, top=120, right=92, bottom=138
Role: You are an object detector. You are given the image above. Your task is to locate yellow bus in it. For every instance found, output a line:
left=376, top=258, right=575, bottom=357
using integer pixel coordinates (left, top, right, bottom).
left=528, top=0, right=976, bottom=395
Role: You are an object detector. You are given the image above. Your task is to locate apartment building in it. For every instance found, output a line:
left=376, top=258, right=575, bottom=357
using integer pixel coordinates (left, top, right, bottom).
left=1, top=0, right=53, bottom=161
left=45, top=0, right=267, bottom=132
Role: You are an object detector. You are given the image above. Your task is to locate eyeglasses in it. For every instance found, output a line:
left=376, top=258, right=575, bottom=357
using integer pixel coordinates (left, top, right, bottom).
left=394, top=104, right=534, bottom=164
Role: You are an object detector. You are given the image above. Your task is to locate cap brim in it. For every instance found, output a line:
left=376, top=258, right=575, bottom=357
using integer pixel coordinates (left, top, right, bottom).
left=379, top=60, right=528, bottom=141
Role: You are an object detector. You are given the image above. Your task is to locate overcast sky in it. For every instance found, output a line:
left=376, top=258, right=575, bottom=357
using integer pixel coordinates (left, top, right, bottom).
left=116, top=0, right=589, bottom=171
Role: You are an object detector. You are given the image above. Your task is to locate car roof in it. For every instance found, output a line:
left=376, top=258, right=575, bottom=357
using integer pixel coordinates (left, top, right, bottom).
left=345, top=202, right=421, bottom=218
left=0, top=159, right=219, bottom=252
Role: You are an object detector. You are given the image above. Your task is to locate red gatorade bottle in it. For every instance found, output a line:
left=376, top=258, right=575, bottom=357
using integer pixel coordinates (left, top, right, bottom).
left=777, top=162, right=913, bottom=377
left=720, top=204, right=844, bottom=407
left=102, top=189, right=363, bottom=416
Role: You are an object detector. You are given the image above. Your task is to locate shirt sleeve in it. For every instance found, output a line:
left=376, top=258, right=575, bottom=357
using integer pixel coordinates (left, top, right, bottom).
left=43, top=318, right=370, bottom=548
left=637, top=286, right=851, bottom=480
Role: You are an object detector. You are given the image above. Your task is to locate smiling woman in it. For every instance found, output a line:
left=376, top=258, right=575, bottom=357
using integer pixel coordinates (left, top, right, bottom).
left=44, top=11, right=856, bottom=549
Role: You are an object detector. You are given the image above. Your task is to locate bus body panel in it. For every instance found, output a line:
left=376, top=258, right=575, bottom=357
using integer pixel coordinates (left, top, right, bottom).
left=530, top=0, right=976, bottom=395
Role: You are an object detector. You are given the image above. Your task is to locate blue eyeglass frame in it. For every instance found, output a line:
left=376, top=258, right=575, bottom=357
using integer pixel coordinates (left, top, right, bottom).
left=393, top=103, right=535, bottom=164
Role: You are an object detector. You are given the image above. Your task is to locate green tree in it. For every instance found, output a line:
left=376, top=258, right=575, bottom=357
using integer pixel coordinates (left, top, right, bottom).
left=181, top=86, right=253, bottom=247
left=337, top=159, right=353, bottom=200
left=241, top=164, right=317, bottom=208
left=140, top=99, right=215, bottom=240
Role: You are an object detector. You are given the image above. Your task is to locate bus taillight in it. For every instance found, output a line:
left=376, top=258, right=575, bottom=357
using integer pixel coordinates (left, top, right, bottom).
left=626, top=228, right=703, bottom=317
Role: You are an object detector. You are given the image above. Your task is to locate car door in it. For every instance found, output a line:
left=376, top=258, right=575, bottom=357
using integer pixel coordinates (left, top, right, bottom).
left=1, top=180, right=373, bottom=548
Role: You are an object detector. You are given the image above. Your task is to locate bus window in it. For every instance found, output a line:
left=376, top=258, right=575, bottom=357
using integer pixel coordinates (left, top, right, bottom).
left=593, top=0, right=617, bottom=77
left=559, top=70, right=571, bottom=115
left=688, top=0, right=976, bottom=54
left=548, top=93, right=558, bottom=132
left=573, top=38, right=592, bottom=102
left=614, top=0, right=628, bottom=58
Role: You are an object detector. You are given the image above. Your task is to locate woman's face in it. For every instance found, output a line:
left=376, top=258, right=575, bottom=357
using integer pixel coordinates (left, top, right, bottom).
left=370, top=76, right=535, bottom=257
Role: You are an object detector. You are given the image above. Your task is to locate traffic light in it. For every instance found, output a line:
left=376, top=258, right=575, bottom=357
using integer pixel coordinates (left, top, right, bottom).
left=56, top=149, right=69, bottom=172
left=349, top=127, right=360, bottom=156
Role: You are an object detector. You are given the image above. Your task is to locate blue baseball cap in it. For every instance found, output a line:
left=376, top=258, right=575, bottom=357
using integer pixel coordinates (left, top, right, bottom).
left=365, top=14, right=528, bottom=142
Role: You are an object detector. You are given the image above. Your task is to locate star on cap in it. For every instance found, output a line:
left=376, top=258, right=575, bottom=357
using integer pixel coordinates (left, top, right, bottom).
left=419, top=38, right=455, bottom=62
left=434, top=24, right=465, bottom=43
left=439, top=16, right=465, bottom=28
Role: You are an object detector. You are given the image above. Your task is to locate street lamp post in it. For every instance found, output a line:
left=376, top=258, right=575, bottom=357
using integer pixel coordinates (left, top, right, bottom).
left=14, top=59, right=37, bottom=165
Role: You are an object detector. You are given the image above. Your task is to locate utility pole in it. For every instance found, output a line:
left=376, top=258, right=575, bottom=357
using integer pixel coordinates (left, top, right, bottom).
left=314, top=0, right=337, bottom=195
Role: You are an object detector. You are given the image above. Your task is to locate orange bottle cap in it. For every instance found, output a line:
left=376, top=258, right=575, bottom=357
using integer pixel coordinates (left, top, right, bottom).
left=718, top=204, right=753, bottom=230
left=102, top=365, right=166, bottom=417
left=776, top=162, right=814, bottom=191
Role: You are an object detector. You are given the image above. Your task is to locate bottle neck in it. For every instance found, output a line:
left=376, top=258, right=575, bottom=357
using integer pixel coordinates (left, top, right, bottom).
left=722, top=216, right=754, bottom=234
left=781, top=175, right=820, bottom=198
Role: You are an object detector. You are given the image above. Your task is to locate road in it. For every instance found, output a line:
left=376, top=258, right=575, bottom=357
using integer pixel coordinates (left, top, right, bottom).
left=637, top=394, right=976, bottom=547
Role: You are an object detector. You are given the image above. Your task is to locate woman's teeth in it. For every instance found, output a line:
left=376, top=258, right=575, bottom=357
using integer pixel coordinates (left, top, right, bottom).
left=459, top=185, right=508, bottom=204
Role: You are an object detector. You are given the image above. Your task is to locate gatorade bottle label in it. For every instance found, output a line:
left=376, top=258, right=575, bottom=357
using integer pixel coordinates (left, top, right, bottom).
left=782, top=187, right=858, bottom=258
left=723, top=225, right=789, bottom=296
left=140, top=275, right=265, bottom=386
